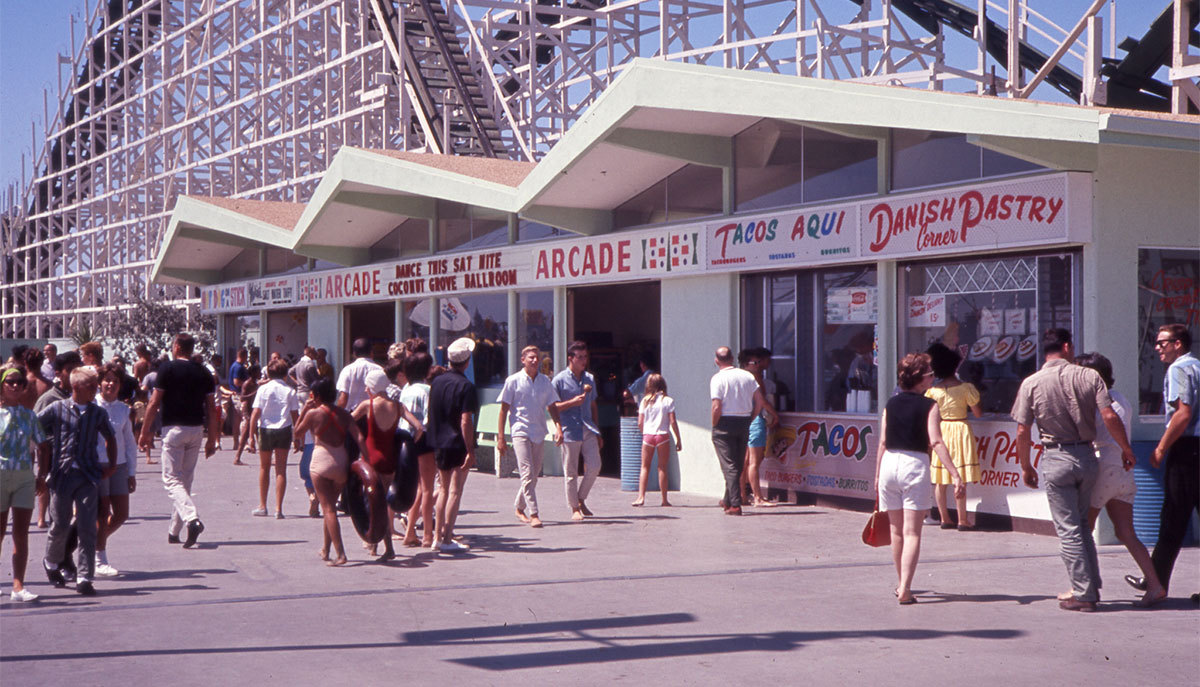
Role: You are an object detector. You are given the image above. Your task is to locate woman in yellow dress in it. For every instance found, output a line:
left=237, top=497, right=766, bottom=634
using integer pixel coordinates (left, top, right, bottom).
left=925, top=343, right=982, bottom=530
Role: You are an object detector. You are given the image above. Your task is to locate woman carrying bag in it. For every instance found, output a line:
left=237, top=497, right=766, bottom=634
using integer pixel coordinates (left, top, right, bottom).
left=873, top=353, right=964, bottom=605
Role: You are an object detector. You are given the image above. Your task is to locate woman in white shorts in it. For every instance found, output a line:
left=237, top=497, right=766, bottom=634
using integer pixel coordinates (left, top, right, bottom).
left=96, top=364, right=138, bottom=576
left=1071, top=353, right=1165, bottom=607
left=874, top=353, right=963, bottom=605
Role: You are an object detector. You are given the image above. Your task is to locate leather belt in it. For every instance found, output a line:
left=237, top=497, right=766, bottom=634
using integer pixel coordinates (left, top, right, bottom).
left=1041, top=440, right=1091, bottom=449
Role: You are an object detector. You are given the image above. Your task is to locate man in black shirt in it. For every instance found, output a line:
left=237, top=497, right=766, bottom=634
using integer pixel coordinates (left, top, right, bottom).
left=428, top=338, right=479, bottom=553
left=139, top=333, right=220, bottom=548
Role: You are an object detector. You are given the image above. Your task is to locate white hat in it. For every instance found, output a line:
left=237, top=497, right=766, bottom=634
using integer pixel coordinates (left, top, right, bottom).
left=365, top=369, right=390, bottom=394
left=447, top=337, right=475, bottom=363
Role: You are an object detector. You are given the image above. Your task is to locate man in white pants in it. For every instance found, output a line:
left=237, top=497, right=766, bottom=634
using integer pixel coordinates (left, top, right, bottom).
left=553, top=341, right=603, bottom=520
left=498, top=346, right=562, bottom=528
left=138, top=333, right=220, bottom=549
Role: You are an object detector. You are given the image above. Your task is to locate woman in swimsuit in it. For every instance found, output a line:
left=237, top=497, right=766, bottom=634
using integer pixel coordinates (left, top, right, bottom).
left=351, top=369, right=423, bottom=562
left=293, top=377, right=369, bottom=566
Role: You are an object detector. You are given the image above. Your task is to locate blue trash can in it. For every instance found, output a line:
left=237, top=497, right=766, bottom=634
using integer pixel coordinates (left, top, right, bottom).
left=620, top=417, right=642, bottom=491
left=1130, top=440, right=1197, bottom=546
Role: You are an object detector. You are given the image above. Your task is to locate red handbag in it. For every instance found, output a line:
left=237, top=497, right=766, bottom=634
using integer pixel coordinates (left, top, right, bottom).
left=862, top=500, right=890, bottom=547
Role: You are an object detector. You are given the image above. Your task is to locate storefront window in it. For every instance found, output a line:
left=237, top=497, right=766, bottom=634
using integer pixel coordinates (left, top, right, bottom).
left=438, top=206, right=508, bottom=252
left=614, top=164, right=724, bottom=230
left=819, top=268, right=878, bottom=414
left=436, top=290, right=506, bottom=386
left=892, top=130, right=1043, bottom=191
left=902, top=253, right=1077, bottom=415
left=225, top=314, right=261, bottom=364
left=735, top=121, right=876, bottom=212
left=399, top=218, right=431, bottom=258
left=403, top=300, right=431, bottom=345
left=1137, top=248, right=1200, bottom=415
left=742, top=266, right=876, bottom=413
left=518, top=219, right=567, bottom=243
left=517, top=291, right=554, bottom=365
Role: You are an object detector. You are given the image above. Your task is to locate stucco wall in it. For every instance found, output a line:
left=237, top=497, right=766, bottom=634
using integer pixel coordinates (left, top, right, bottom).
left=660, top=272, right=740, bottom=497
left=1089, top=145, right=1199, bottom=440
left=307, top=305, right=343, bottom=376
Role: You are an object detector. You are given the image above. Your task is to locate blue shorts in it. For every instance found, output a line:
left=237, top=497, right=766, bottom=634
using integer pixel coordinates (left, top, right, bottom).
left=748, top=415, right=768, bottom=448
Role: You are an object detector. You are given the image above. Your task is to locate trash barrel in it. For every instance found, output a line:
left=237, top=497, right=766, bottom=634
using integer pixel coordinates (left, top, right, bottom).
left=619, top=416, right=642, bottom=491
left=1131, top=441, right=1166, bottom=546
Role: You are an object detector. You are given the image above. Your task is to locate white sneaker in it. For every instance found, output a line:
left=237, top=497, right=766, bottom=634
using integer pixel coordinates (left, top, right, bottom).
left=438, top=540, right=469, bottom=553
left=10, top=588, right=39, bottom=602
left=95, top=563, right=119, bottom=577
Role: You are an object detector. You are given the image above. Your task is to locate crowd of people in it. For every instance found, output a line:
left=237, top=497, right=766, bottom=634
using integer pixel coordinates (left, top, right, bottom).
left=867, top=325, right=1197, bottom=610
left=0, top=322, right=1196, bottom=612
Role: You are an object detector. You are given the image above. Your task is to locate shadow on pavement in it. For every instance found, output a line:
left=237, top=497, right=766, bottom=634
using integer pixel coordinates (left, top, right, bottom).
left=116, top=568, right=237, bottom=582
left=394, top=613, right=1025, bottom=671
left=189, top=539, right=307, bottom=549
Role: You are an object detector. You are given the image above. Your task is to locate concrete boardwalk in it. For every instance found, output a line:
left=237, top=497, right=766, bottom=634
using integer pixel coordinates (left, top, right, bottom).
left=2, top=447, right=1197, bottom=685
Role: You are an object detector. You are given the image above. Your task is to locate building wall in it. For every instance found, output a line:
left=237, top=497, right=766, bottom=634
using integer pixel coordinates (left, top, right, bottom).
left=660, top=272, right=740, bottom=496
left=307, top=305, right=343, bottom=376
left=1090, top=145, right=1199, bottom=440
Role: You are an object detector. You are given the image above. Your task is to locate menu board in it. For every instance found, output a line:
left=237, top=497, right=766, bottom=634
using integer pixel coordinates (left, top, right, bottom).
left=826, top=287, right=878, bottom=323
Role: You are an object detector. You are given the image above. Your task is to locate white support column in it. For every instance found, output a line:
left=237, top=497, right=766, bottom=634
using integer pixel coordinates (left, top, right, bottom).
left=394, top=300, right=404, bottom=344
left=876, top=261, right=898, bottom=403
left=259, top=310, right=270, bottom=358
left=428, top=297, right=440, bottom=360
left=553, top=286, right=568, bottom=372
left=507, top=290, right=519, bottom=376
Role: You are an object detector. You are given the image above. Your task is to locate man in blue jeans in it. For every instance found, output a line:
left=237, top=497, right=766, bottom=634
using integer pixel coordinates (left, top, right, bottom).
left=1012, top=328, right=1135, bottom=612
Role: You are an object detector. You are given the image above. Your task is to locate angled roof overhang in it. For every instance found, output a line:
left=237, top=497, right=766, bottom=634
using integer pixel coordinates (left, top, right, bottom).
left=291, top=149, right=535, bottom=266
left=153, top=196, right=304, bottom=285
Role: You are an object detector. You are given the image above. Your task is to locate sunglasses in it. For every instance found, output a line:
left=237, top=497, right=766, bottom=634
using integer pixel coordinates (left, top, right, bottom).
left=1154, top=338, right=1177, bottom=349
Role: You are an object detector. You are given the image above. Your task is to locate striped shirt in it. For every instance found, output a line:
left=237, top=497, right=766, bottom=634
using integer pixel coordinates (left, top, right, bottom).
left=38, top=399, right=115, bottom=484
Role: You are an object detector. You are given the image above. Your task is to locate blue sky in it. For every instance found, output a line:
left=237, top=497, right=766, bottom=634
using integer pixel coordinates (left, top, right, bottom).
left=0, top=1, right=1169, bottom=203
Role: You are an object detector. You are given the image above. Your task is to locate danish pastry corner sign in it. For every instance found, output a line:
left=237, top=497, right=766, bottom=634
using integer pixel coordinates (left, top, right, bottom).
left=860, top=173, right=1081, bottom=260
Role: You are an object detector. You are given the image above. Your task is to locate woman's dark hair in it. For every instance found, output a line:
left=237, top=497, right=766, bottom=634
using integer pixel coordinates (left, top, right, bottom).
left=23, top=348, right=44, bottom=372
left=384, top=358, right=405, bottom=382
left=926, top=342, right=962, bottom=380
left=311, top=377, right=337, bottom=405
left=897, top=353, right=932, bottom=390
left=99, top=363, right=123, bottom=384
left=404, top=352, right=433, bottom=384
left=1074, top=352, right=1114, bottom=389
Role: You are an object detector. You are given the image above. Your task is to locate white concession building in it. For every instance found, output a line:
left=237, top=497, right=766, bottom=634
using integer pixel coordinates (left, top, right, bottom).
left=154, top=60, right=1200, bottom=531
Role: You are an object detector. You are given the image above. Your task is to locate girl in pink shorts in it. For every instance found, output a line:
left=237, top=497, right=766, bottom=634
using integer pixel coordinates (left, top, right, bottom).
left=632, top=374, right=681, bottom=507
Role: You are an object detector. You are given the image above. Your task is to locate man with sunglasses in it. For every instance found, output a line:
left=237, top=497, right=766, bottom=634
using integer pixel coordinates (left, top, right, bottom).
left=1129, top=324, right=1200, bottom=603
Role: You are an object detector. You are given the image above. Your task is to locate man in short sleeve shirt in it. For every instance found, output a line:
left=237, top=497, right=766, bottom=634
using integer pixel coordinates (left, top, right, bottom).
left=710, top=346, right=765, bottom=515
left=498, top=345, right=562, bottom=528
left=336, top=338, right=382, bottom=411
left=428, top=338, right=480, bottom=553
left=552, top=341, right=602, bottom=520
left=1147, top=323, right=1200, bottom=599
left=1011, top=328, right=1135, bottom=612
left=139, top=333, right=220, bottom=549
